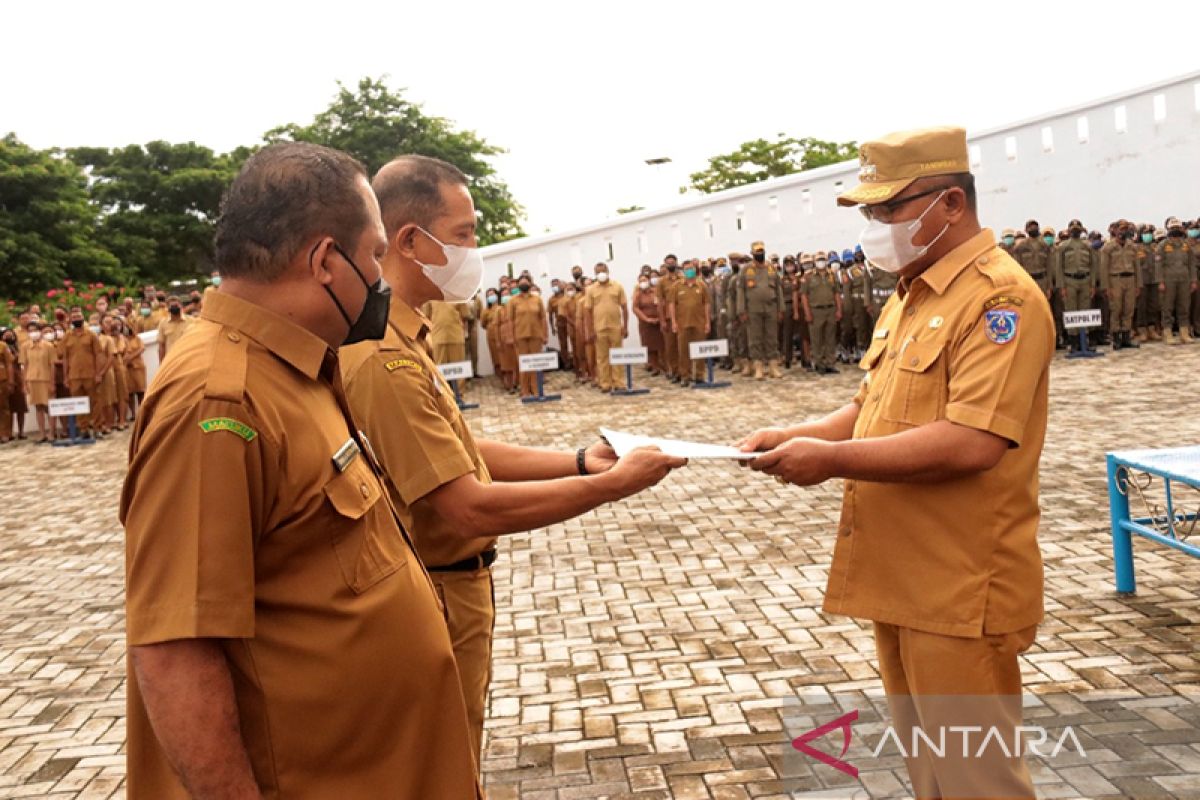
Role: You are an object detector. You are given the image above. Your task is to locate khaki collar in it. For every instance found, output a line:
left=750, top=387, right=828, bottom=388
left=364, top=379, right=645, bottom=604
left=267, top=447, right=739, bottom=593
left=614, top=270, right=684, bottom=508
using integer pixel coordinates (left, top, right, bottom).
left=899, top=228, right=996, bottom=299
left=386, top=299, right=429, bottom=346
left=201, top=291, right=330, bottom=380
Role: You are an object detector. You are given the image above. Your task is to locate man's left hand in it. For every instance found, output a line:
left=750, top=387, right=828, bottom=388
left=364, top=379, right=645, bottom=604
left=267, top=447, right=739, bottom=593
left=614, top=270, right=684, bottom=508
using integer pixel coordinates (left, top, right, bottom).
left=748, top=437, right=835, bottom=486
left=584, top=440, right=619, bottom=474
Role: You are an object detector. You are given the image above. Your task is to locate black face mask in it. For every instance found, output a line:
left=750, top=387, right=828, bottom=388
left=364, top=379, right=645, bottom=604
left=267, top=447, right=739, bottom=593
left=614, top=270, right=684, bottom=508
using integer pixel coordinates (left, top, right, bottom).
left=752, top=252, right=765, bottom=263
left=1027, top=227, right=1040, bottom=238
left=1169, top=229, right=1185, bottom=237
left=518, top=283, right=531, bottom=293
left=731, top=263, right=740, bottom=274
left=321, top=242, right=392, bottom=345
left=72, top=319, right=84, bottom=329
left=1069, top=229, right=1082, bottom=239
left=1118, top=232, right=1130, bottom=242
left=169, top=306, right=181, bottom=315
left=666, top=264, right=677, bottom=273
left=700, top=267, right=712, bottom=277
left=854, top=254, right=866, bottom=264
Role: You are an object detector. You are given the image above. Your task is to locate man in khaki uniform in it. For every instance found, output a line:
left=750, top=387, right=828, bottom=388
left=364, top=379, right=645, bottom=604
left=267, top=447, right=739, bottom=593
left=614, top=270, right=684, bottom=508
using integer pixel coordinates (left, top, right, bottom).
left=668, top=262, right=710, bottom=386
left=1053, top=219, right=1099, bottom=352
left=800, top=250, right=843, bottom=374
left=507, top=278, right=547, bottom=397
left=156, top=297, right=190, bottom=362
left=840, top=250, right=873, bottom=359
left=120, top=143, right=482, bottom=799
left=742, top=127, right=1053, bottom=800
left=585, top=262, right=628, bottom=392
left=344, top=154, right=685, bottom=761
left=423, top=299, right=469, bottom=364
left=1133, top=224, right=1161, bottom=342
left=736, top=242, right=785, bottom=379
left=1099, top=219, right=1140, bottom=349
left=62, top=307, right=103, bottom=437
left=1156, top=216, right=1197, bottom=344
left=1011, top=218, right=1052, bottom=297
left=657, top=256, right=681, bottom=381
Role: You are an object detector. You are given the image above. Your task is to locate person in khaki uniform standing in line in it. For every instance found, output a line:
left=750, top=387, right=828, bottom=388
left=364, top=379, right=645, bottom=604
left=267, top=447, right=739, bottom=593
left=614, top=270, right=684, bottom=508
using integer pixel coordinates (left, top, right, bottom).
left=841, top=249, right=874, bottom=360
left=1053, top=219, right=1099, bottom=352
left=585, top=262, right=628, bottom=393
left=62, top=307, right=103, bottom=438
left=423, top=299, right=470, bottom=364
left=736, top=241, right=784, bottom=380
left=0, top=336, right=13, bottom=444
left=508, top=277, right=548, bottom=397
left=1133, top=224, right=1161, bottom=342
left=632, top=273, right=663, bottom=375
left=656, top=257, right=681, bottom=381
left=741, top=127, right=1053, bottom=800
left=1099, top=220, right=1140, bottom=349
left=22, top=323, right=57, bottom=442
left=465, top=290, right=483, bottom=375
left=668, top=262, right=710, bottom=386
left=800, top=250, right=843, bottom=374
left=1156, top=217, right=1197, bottom=344
left=345, top=154, right=685, bottom=761
left=156, top=297, right=190, bottom=363
left=121, top=143, right=483, bottom=800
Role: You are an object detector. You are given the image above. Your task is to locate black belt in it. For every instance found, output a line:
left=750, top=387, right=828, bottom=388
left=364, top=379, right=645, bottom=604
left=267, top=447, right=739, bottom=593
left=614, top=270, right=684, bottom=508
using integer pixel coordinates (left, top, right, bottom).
left=1065, top=273, right=1090, bottom=279
left=1115, top=272, right=1135, bottom=277
left=1028, top=272, right=1047, bottom=279
left=430, top=548, right=497, bottom=572
left=811, top=304, right=835, bottom=309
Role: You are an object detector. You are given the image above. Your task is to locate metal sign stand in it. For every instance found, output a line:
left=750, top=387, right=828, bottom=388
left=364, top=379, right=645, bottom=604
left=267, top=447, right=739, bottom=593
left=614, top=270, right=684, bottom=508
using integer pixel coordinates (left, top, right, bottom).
left=523, top=370, right=562, bottom=404
left=692, top=357, right=731, bottom=390
left=437, top=361, right=480, bottom=411
left=1064, top=309, right=1104, bottom=360
left=689, top=339, right=731, bottom=389
left=518, top=353, right=562, bottom=405
left=49, top=398, right=95, bottom=447
left=451, top=380, right=478, bottom=411
left=609, top=347, right=650, bottom=397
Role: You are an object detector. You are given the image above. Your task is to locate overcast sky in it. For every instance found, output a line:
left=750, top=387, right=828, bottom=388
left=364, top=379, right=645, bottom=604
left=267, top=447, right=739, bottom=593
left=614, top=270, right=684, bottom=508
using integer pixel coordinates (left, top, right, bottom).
left=3, top=0, right=1195, bottom=235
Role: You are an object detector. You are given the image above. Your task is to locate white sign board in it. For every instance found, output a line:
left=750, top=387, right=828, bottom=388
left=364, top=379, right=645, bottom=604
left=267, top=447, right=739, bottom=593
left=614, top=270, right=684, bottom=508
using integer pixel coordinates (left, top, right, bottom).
left=519, top=352, right=559, bottom=373
left=1063, top=309, right=1103, bottom=330
left=437, top=361, right=474, bottom=381
left=609, top=347, right=648, bottom=366
left=49, top=397, right=91, bottom=417
left=689, top=339, right=729, bottom=360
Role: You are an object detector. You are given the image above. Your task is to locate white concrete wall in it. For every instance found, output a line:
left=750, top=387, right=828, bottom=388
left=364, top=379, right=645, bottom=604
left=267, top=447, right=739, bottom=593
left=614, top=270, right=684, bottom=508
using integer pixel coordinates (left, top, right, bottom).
left=473, top=71, right=1200, bottom=376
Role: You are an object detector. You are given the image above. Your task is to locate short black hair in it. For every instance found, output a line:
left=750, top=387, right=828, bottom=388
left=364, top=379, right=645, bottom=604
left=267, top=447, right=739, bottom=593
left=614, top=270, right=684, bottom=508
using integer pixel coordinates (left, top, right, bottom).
left=371, top=155, right=469, bottom=240
left=214, top=142, right=368, bottom=281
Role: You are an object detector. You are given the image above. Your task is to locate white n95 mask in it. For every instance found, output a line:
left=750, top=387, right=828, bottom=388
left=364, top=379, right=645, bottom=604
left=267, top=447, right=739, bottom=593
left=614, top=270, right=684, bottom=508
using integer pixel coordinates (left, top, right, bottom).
left=858, top=190, right=949, bottom=274
left=415, top=228, right=484, bottom=303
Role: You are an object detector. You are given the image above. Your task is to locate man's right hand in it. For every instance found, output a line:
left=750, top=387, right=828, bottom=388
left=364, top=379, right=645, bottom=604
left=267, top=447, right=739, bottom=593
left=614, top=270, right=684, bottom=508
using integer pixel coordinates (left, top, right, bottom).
left=736, top=427, right=790, bottom=454
left=604, top=447, right=687, bottom=496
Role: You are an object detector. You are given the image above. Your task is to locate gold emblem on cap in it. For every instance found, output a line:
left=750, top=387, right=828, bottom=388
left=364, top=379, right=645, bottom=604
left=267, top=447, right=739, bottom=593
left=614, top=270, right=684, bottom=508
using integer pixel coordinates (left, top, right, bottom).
left=929, top=316, right=944, bottom=329
left=859, top=164, right=877, bottom=181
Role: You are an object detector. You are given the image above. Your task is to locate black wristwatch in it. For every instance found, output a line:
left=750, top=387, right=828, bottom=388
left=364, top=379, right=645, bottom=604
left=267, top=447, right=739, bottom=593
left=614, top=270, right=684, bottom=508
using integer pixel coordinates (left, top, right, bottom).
left=576, top=447, right=589, bottom=476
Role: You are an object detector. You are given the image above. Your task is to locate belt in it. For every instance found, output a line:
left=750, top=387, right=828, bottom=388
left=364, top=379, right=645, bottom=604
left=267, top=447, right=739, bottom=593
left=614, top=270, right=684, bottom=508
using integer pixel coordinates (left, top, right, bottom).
left=1028, top=272, right=1046, bottom=279
left=429, top=548, right=497, bottom=572
left=1114, top=272, right=1135, bottom=277
left=1065, top=273, right=1090, bottom=279
left=811, top=304, right=834, bottom=309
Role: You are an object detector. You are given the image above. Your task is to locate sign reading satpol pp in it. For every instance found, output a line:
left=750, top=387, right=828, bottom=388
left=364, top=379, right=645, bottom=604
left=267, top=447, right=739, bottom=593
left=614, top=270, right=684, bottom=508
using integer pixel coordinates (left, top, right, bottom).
left=689, top=339, right=729, bottom=360
left=518, top=352, right=560, bottom=373
left=1063, top=309, right=1102, bottom=330
left=437, top=361, right=474, bottom=382
left=49, top=397, right=91, bottom=417
left=609, top=347, right=648, bottom=366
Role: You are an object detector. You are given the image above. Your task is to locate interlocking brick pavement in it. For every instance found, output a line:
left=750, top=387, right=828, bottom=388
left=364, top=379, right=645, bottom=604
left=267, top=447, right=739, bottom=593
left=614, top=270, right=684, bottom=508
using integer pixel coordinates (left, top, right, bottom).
left=0, top=343, right=1198, bottom=798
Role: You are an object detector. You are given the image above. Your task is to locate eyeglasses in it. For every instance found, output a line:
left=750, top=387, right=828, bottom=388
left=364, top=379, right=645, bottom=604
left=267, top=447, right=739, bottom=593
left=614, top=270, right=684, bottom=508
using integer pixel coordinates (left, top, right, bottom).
left=858, top=186, right=949, bottom=223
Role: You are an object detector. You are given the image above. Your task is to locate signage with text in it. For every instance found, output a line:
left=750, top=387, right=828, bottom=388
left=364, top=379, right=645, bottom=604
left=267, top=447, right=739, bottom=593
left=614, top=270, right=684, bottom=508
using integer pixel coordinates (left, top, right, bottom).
left=1063, top=309, right=1102, bottom=330
left=49, top=397, right=91, bottom=417
left=437, top=361, right=474, bottom=381
left=689, top=339, right=729, bottom=359
left=609, top=347, right=649, bottom=366
left=518, top=352, right=560, bottom=373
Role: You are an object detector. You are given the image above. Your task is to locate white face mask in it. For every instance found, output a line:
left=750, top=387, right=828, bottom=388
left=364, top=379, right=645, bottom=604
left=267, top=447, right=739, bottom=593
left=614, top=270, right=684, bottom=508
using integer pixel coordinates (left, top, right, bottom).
left=858, top=190, right=949, bottom=273
left=815, top=259, right=827, bottom=269
left=414, top=228, right=484, bottom=303
left=596, top=272, right=610, bottom=283
left=650, top=276, right=659, bottom=286
left=29, top=331, right=42, bottom=342
left=639, top=280, right=650, bottom=290
left=90, top=325, right=102, bottom=335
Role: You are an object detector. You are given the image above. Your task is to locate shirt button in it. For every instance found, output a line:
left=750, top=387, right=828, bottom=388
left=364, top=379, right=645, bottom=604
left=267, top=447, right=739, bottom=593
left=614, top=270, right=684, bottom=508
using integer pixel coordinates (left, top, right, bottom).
left=227, top=333, right=241, bottom=343
left=360, top=483, right=370, bottom=498
left=910, top=357, right=919, bottom=366
left=906, top=308, right=916, bottom=317
left=979, top=256, right=989, bottom=265
left=888, top=351, right=897, bottom=359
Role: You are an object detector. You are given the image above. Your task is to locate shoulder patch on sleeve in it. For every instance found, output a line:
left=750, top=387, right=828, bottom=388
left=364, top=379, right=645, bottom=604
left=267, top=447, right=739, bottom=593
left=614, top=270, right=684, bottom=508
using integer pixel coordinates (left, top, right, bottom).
left=198, top=417, right=257, bottom=441
left=983, top=294, right=1025, bottom=311
left=384, top=358, right=422, bottom=373
left=983, top=310, right=1019, bottom=344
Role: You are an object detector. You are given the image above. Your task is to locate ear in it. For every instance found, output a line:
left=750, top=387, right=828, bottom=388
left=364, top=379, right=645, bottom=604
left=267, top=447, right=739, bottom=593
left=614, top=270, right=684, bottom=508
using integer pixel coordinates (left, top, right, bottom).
left=941, top=187, right=969, bottom=225
left=394, top=224, right=422, bottom=260
left=308, top=237, right=337, bottom=286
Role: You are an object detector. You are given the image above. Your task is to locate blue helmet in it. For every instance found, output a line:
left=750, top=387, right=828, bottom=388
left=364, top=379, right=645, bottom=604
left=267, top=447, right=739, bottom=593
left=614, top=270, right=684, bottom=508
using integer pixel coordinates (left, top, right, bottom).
left=842, top=249, right=855, bottom=263
left=854, top=244, right=863, bottom=254
left=828, top=250, right=843, bottom=265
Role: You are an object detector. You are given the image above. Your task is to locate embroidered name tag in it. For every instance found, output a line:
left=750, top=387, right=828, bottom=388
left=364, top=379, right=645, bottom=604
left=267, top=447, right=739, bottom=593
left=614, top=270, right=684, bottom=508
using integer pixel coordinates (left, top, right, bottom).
left=384, top=358, right=421, bottom=372
left=983, top=295, right=1024, bottom=311
left=198, top=418, right=257, bottom=442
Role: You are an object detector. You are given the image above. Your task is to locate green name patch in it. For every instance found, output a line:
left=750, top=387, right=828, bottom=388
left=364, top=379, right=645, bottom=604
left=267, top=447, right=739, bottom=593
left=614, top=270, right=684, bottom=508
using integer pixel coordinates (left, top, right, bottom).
left=199, top=417, right=257, bottom=442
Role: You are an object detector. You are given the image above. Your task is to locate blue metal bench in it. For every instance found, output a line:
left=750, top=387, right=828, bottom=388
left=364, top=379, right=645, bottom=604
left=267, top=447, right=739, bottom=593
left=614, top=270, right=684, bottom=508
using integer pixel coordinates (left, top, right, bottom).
left=1106, top=446, right=1200, bottom=594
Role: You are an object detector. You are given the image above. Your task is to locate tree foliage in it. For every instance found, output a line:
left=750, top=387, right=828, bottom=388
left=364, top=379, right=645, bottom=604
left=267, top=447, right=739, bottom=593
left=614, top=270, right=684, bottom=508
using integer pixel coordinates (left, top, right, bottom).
left=0, top=134, right=127, bottom=301
left=267, top=77, right=524, bottom=246
left=685, top=135, right=859, bottom=194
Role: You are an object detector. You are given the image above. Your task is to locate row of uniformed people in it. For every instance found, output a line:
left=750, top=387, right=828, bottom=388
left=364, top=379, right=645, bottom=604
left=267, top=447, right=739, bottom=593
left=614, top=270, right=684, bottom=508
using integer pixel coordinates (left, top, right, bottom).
left=1001, top=216, right=1199, bottom=349
left=120, top=145, right=686, bottom=798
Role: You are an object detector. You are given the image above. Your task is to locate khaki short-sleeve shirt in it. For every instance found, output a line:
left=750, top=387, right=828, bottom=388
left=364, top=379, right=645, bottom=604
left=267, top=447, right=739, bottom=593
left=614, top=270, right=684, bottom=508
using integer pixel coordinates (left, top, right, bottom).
left=341, top=301, right=495, bottom=568
left=826, top=229, right=1053, bottom=638
left=120, top=292, right=479, bottom=800
left=587, top=280, right=627, bottom=332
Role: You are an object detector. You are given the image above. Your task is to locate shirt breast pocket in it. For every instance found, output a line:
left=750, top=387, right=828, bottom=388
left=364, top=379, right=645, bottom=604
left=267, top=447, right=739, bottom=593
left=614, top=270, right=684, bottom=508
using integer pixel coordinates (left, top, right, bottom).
left=323, top=459, right=408, bottom=594
left=882, top=340, right=948, bottom=427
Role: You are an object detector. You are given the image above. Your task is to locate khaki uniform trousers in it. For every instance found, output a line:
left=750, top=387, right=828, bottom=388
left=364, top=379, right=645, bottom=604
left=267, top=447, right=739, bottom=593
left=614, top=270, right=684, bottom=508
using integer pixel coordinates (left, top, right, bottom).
left=676, top=325, right=706, bottom=381
left=1107, top=275, right=1137, bottom=334
left=515, top=337, right=542, bottom=396
left=431, top=568, right=495, bottom=766
left=593, top=328, right=623, bottom=390
left=875, top=622, right=1038, bottom=800
left=1163, top=280, right=1193, bottom=331
left=809, top=307, right=837, bottom=369
left=67, top=378, right=97, bottom=433
left=433, top=342, right=466, bottom=366
left=1062, top=280, right=1094, bottom=312
left=660, top=324, right=678, bottom=378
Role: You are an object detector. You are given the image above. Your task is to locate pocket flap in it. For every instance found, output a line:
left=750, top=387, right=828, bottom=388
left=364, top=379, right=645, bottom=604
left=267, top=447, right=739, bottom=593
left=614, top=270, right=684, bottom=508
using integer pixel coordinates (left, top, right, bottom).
left=859, top=338, right=888, bottom=370
left=897, top=340, right=945, bottom=373
left=323, top=461, right=381, bottom=520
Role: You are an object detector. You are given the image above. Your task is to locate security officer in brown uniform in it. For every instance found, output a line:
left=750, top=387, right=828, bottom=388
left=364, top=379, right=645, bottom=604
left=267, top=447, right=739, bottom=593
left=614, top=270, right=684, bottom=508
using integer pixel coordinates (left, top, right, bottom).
left=1133, top=224, right=1161, bottom=342
left=1156, top=217, right=1197, bottom=344
left=1053, top=219, right=1099, bottom=352
left=344, top=154, right=686, bottom=762
left=62, top=307, right=103, bottom=438
left=725, top=253, right=750, bottom=375
left=741, top=127, right=1052, bottom=800
left=1099, top=219, right=1140, bottom=349
left=737, top=241, right=784, bottom=379
left=800, top=250, right=843, bottom=374
left=668, top=261, right=711, bottom=386
left=1011, top=218, right=1052, bottom=297
left=841, top=250, right=873, bottom=360
left=508, top=277, right=548, bottom=397
left=657, top=256, right=681, bottom=381
left=121, top=143, right=482, bottom=799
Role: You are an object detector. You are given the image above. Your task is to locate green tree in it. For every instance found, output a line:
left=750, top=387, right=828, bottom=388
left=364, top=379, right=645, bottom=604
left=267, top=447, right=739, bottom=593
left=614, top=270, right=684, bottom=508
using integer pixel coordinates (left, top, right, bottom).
left=69, top=141, right=242, bottom=285
left=684, top=135, right=858, bottom=194
left=267, top=77, right=524, bottom=245
left=616, top=205, right=645, bottom=215
left=0, top=134, right=126, bottom=302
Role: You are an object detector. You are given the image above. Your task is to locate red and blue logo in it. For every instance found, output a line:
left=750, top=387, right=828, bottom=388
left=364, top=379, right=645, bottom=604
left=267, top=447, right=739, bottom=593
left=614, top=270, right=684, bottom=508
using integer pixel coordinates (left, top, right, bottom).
left=984, top=310, right=1019, bottom=344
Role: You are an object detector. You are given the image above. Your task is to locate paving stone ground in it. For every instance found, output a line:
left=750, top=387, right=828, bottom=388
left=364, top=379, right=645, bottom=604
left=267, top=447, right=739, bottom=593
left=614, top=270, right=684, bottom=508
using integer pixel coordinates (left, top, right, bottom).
left=1, top=342, right=1198, bottom=799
